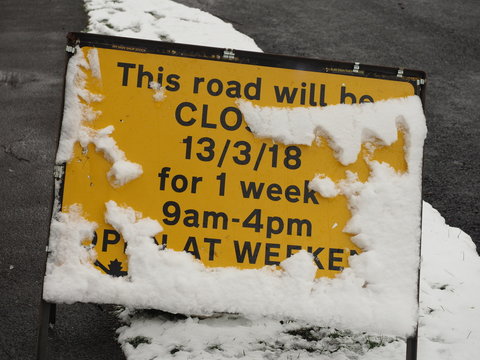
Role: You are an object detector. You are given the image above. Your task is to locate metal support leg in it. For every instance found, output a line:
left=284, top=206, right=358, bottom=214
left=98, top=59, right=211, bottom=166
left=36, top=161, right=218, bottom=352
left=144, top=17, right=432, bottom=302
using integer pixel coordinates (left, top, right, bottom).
left=406, top=332, right=418, bottom=360
left=37, top=300, right=54, bottom=360
left=49, top=303, right=57, bottom=327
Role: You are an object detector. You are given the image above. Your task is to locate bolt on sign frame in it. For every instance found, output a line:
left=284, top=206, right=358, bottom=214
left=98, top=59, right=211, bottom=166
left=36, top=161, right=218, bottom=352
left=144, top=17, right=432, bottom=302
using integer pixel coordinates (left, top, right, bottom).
left=38, top=32, right=426, bottom=360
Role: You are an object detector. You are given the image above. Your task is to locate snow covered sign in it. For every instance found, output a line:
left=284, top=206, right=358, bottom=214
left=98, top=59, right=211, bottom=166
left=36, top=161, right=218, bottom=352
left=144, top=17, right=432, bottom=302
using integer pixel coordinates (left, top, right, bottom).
left=43, top=33, right=426, bottom=338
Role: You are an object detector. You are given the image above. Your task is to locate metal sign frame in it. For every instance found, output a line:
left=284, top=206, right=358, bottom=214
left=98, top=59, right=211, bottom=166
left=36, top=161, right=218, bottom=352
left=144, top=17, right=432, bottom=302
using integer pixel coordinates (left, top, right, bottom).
left=37, top=32, right=426, bottom=360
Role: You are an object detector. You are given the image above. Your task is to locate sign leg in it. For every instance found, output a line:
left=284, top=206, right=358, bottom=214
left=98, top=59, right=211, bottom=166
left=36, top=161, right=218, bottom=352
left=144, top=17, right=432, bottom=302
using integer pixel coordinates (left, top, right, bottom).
left=406, top=332, right=418, bottom=360
left=37, top=300, right=54, bottom=360
left=49, top=303, right=57, bottom=327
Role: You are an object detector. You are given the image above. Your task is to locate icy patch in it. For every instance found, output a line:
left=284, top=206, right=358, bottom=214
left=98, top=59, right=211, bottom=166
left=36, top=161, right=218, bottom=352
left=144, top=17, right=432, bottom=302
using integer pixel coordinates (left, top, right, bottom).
left=56, top=47, right=143, bottom=187
left=84, top=0, right=261, bottom=51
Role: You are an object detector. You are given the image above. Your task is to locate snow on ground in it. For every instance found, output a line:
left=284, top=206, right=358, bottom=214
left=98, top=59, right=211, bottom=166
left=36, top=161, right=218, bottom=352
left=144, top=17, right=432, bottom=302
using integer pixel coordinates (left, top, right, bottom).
left=116, top=311, right=405, bottom=360
left=84, top=0, right=261, bottom=51
left=418, top=203, right=480, bottom=359
left=75, top=0, right=480, bottom=358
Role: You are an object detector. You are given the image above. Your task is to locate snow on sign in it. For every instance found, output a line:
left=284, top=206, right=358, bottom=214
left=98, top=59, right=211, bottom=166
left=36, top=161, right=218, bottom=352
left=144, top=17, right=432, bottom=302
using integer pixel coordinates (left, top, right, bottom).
left=43, top=33, right=426, bottom=337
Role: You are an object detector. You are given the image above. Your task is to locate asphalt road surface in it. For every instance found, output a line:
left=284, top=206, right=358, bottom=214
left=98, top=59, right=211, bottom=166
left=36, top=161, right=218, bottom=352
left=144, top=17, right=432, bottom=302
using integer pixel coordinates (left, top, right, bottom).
left=0, top=0, right=478, bottom=359
left=0, top=1, right=123, bottom=359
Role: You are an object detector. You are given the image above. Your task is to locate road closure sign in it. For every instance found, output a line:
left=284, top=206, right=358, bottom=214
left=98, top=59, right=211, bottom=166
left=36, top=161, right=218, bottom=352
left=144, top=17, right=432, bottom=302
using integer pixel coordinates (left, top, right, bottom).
left=56, top=33, right=425, bottom=279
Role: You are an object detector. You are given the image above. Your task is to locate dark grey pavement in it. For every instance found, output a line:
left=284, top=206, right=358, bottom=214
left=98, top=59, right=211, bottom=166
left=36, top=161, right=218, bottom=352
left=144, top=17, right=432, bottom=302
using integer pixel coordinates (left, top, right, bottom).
left=0, top=1, right=123, bottom=359
left=0, top=1, right=479, bottom=359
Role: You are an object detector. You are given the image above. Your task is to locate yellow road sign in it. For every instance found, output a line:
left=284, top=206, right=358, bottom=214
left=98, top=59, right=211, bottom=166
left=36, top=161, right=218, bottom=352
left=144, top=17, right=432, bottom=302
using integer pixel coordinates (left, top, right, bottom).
left=59, top=35, right=423, bottom=278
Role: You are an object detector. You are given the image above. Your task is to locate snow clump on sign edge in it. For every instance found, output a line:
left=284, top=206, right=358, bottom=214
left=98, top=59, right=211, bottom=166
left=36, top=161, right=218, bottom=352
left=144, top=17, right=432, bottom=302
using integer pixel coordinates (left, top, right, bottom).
left=55, top=47, right=142, bottom=187
left=308, top=174, right=340, bottom=198
left=236, top=96, right=424, bottom=166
